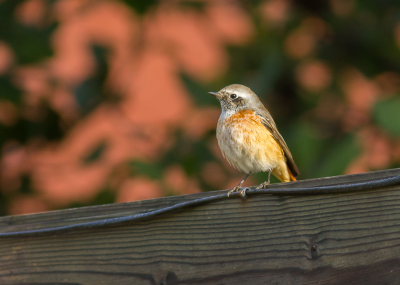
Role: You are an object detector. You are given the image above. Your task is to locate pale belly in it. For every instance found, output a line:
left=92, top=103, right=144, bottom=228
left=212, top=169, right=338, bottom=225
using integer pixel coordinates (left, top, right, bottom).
left=216, top=116, right=284, bottom=174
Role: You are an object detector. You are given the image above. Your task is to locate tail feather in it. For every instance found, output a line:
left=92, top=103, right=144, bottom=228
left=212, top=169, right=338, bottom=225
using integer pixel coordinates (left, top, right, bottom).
left=288, top=168, right=297, bottom=181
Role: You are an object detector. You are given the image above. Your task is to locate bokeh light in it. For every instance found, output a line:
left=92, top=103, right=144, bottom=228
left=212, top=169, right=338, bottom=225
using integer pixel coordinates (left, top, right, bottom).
left=1, top=0, right=400, bottom=216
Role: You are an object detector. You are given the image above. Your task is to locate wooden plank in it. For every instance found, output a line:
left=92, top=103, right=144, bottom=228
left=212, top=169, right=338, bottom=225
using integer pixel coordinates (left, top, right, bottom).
left=1, top=168, right=400, bottom=284
left=1, top=168, right=399, bottom=232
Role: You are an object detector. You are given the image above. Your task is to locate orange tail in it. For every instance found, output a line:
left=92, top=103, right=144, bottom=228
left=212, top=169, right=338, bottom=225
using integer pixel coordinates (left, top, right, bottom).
left=288, top=169, right=297, bottom=181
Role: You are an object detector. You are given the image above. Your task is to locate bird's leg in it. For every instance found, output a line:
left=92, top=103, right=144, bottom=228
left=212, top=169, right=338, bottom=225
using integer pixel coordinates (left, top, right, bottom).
left=227, top=173, right=250, bottom=197
left=256, top=170, right=272, bottom=189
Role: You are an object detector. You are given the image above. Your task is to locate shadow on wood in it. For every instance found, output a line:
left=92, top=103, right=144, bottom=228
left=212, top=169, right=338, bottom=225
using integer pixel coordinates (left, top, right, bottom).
left=1, top=168, right=400, bottom=284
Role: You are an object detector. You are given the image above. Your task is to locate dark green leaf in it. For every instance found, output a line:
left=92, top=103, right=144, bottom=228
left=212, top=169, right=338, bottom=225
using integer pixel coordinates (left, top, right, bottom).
left=284, top=122, right=323, bottom=178
left=317, top=135, right=361, bottom=178
left=0, top=76, right=22, bottom=103
left=180, top=73, right=218, bottom=106
left=122, top=0, right=159, bottom=14
left=130, top=161, right=163, bottom=180
left=373, top=96, right=400, bottom=137
left=83, top=141, right=108, bottom=164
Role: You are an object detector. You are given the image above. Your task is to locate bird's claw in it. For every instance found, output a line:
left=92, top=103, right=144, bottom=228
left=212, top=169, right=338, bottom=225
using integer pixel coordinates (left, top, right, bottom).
left=239, top=187, right=250, bottom=198
left=227, top=186, right=250, bottom=198
left=256, top=181, right=270, bottom=189
left=227, top=186, right=241, bottom=197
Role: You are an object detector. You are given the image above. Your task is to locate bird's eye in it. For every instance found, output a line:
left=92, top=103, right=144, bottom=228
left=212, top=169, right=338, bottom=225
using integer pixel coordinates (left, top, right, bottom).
left=230, top=94, right=237, bottom=99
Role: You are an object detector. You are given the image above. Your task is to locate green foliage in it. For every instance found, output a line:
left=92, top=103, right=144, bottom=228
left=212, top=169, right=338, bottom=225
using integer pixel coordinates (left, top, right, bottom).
left=0, top=0, right=55, bottom=64
left=83, top=141, right=108, bottom=164
left=162, top=132, right=216, bottom=176
left=0, top=75, right=22, bottom=103
left=68, top=189, right=116, bottom=209
left=178, top=1, right=206, bottom=10
left=245, top=47, right=284, bottom=97
left=317, top=135, right=361, bottom=178
left=373, top=96, right=400, bottom=137
left=122, top=0, right=159, bottom=14
left=1, top=0, right=400, bottom=216
left=180, top=73, right=218, bottom=106
left=130, top=161, right=163, bottom=180
left=285, top=122, right=324, bottom=178
left=19, top=175, right=33, bottom=194
left=75, top=46, right=120, bottom=114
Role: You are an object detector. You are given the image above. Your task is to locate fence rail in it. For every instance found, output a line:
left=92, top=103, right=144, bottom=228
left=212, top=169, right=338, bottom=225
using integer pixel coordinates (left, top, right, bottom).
left=1, top=168, right=400, bottom=284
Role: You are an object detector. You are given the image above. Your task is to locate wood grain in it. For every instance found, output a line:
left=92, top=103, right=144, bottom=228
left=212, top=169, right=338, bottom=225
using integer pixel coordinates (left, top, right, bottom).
left=1, top=168, right=400, bottom=284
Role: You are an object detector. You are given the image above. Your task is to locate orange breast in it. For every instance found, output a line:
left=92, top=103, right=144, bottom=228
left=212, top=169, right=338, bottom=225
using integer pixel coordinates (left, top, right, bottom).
left=216, top=109, right=285, bottom=175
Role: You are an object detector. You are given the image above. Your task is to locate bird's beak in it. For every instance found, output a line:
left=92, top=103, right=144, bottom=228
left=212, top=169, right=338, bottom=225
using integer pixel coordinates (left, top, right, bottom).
left=208, top=91, right=222, bottom=98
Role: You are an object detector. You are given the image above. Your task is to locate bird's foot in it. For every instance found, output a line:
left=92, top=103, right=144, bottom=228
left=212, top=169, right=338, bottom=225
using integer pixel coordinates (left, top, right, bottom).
left=227, top=186, right=241, bottom=197
left=239, top=187, right=251, bottom=198
left=256, top=181, right=270, bottom=189
left=228, top=186, right=250, bottom=198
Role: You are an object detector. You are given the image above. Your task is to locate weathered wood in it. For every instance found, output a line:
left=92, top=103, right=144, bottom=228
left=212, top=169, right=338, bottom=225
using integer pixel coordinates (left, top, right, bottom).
left=1, top=168, right=400, bottom=284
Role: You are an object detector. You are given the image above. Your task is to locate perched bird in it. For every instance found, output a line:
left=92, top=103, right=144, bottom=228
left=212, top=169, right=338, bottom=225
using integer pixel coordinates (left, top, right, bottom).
left=209, top=84, right=299, bottom=196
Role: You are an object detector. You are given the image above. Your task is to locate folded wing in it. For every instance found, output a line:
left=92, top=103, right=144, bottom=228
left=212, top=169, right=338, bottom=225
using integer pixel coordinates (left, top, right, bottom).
left=255, top=108, right=300, bottom=178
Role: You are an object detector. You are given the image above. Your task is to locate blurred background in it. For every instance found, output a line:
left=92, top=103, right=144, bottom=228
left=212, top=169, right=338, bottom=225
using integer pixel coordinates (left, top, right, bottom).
left=1, top=0, right=400, bottom=216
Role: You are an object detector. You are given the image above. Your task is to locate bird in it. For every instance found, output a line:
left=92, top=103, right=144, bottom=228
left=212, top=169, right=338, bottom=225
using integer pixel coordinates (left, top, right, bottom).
left=209, top=84, right=299, bottom=197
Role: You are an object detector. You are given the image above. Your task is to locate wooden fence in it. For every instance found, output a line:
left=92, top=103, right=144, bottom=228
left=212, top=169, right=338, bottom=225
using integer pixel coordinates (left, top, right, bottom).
left=1, top=168, right=400, bottom=284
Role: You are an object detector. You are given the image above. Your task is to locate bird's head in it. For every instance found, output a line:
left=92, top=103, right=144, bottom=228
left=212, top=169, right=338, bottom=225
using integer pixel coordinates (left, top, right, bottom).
left=209, top=84, right=263, bottom=116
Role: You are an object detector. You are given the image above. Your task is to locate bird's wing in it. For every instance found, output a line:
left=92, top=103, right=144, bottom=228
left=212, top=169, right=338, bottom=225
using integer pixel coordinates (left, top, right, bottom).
left=255, top=108, right=300, bottom=177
